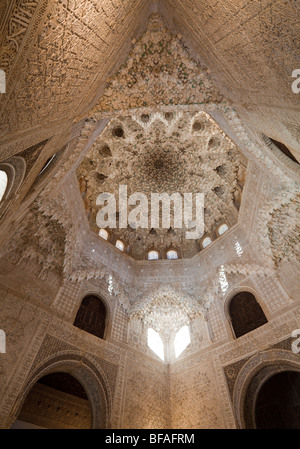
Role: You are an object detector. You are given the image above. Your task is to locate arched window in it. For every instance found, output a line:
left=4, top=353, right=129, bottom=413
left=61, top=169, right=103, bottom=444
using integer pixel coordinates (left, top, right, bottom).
left=148, top=250, right=159, bottom=260
left=229, top=291, right=267, bottom=338
left=166, top=249, right=178, bottom=260
left=218, top=223, right=229, bottom=236
left=115, top=239, right=125, bottom=251
left=38, top=154, right=57, bottom=176
left=202, top=236, right=212, bottom=249
left=147, top=328, right=164, bottom=361
left=0, top=170, right=8, bottom=203
left=174, top=326, right=191, bottom=358
left=99, top=228, right=109, bottom=240
left=74, top=295, right=106, bottom=339
left=269, top=138, right=299, bottom=164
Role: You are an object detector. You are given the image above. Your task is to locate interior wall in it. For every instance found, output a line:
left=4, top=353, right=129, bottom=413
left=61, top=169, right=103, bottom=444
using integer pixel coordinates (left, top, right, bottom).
left=170, top=355, right=228, bottom=428
left=121, top=355, right=171, bottom=429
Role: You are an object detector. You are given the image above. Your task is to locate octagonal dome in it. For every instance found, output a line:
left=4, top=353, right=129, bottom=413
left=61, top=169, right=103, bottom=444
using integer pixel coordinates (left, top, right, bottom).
left=77, top=111, right=247, bottom=260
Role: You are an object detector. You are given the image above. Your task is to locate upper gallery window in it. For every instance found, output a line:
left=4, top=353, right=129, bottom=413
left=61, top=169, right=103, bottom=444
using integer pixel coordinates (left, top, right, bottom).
left=148, top=250, right=159, bottom=260
left=269, top=137, right=299, bottom=164
left=229, top=291, right=268, bottom=338
left=217, top=223, right=229, bottom=236
left=115, top=239, right=125, bottom=251
left=74, top=295, right=106, bottom=339
left=38, top=154, right=56, bottom=176
left=166, top=250, right=178, bottom=260
left=202, top=236, right=212, bottom=249
left=99, top=228, right=109, bottom=240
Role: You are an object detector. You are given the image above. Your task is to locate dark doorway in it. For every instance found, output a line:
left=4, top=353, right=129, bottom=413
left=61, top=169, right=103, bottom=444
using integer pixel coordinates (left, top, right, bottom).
left=255, top=371, right=300, bottom=429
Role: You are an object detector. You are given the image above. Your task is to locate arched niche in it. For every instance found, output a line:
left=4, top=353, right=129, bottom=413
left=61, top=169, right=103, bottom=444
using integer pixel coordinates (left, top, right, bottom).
left=255, top=370, right=300, bottom=429
left=12, top=372, right=92, bottom=429
left=10, top=352, right=112, bottom=429
left=232, top=349, right=300, bottom=429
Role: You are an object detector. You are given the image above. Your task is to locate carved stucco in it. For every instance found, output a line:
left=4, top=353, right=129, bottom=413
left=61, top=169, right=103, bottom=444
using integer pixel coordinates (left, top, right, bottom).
left=92, top=13, right=224, bottom=113
left=78, top=111, right=246, bottom=260
left=1, top=202, right=66, bottom=279
left=17, top=383, right=92, bottom=429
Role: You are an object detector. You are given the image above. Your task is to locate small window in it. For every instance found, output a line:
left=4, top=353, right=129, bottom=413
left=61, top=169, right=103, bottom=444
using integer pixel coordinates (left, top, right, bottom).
left=147, top=328, right=164, bottom=361
left=269, top=137, right=299, bottom=164
left=218, top=223, right=229, bottom=236
left=202, top=236, right=212, bottom=249
left=174, top=326, right=191, bottom=358
left=115, top=239, right=125, bottom=251
left=167, top=250, right=178, bottom=260
left=99, top=228, right=109, bottom=240
left=0, top=170, right=8, bottom=203
left=38, top=154, right=56, bottom=176
left=148, top=250, right=159, bottom=260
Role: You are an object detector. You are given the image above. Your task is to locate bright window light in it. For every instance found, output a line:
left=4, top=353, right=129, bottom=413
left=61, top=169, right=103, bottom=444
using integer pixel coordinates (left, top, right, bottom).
left=147, top=328, right=164, bottom=361
left=99, top=228, right=109, bottom=240
left=174, top=326, right=191, bottom=358
left=0, top=170, right=8, bottom=203
left=115, top=240, right=124, bottom=251
left=167, top=250, right=178, bottom=260
left=202, top=236, right=212, bottom=248
left=218, top=223, right=229, bottom=236
left=148, top=250, right=159, bottom=260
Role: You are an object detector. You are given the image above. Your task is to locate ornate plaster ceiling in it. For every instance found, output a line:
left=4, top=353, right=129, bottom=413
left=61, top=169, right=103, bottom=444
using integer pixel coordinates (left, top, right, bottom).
left=74, top=13, right=249, bottom=261
left=77, top=111, right=247, bottom=260
left=92, top=13, right=224, bottom=113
